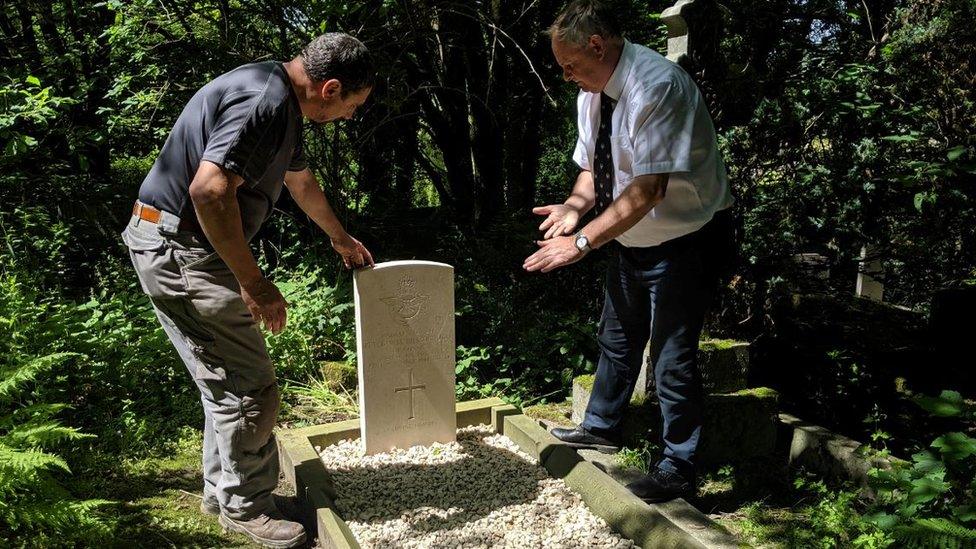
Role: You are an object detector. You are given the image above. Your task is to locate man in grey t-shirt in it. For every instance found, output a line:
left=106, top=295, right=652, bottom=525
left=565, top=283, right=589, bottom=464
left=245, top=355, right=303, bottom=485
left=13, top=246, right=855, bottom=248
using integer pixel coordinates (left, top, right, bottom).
left=123, top=33, right=374, bottom=547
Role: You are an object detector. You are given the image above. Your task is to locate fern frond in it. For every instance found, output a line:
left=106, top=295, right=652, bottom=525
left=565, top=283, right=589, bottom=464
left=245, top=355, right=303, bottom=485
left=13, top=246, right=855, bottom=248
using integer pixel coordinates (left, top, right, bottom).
left=895, top=517, right=976, bottom=549
left=4, top=422, right=93, bottom=448
left=0, top=403, right=71, bottom=429
left=0, top=352, right=81, bottom=400
left=0, top=445, right=69, bottom=477
left=0, top=495, right=112, bottom=540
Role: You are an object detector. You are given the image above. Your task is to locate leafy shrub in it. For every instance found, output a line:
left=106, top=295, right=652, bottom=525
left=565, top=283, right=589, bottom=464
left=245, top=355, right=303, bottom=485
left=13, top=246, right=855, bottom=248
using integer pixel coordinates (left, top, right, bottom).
left=867, top=389, right=976, bottom=546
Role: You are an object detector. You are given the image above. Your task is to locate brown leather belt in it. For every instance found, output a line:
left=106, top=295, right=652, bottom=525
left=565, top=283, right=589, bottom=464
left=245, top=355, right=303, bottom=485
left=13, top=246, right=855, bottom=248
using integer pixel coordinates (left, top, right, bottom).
left=132, top=201, right=201, bottom=233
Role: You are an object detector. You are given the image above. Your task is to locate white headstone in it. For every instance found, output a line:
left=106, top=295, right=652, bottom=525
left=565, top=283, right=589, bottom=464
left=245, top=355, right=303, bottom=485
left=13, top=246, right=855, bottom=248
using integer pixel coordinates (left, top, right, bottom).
left=354, top=261, right=457, bottom=454
left=855, top=245, right=884, bottom=301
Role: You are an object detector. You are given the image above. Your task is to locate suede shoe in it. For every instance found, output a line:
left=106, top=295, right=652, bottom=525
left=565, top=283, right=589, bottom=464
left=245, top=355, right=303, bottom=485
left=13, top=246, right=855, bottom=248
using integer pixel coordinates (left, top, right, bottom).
left=219, top=512, right=307, bottom=548
left=626, top=467, right=695, bottom=503
left=550, top=425, right=621, bottom=453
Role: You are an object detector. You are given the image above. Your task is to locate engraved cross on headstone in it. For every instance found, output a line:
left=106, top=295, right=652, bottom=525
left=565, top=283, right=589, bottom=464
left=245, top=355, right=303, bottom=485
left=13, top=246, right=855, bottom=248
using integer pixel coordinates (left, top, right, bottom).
left=394, top=369, right=426, bottom=419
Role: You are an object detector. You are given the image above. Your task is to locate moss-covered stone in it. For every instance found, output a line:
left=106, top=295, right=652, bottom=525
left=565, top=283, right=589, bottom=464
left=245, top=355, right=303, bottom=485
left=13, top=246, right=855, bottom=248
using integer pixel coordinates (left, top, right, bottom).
left=729, top=386, right=779, bottom=399
left=576, top=374, right=596, bottom=391
left=523, top=400, right=573, bottom=425
left=572, top=376, right=779, bottom=467
left=699, top=338, right=742, bottom=351
left=319, top=360, right=357, bottom=390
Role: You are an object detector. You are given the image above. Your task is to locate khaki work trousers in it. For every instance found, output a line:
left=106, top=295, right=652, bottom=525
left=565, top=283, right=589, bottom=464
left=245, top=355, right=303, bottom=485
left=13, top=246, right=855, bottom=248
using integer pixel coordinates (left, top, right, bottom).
left=122, top=215, right=279, bottom=520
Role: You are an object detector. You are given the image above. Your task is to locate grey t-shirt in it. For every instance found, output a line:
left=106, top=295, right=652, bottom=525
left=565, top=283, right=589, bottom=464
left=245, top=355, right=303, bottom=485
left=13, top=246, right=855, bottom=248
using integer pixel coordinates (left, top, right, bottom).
left=138, top=61, right=307, bottom=241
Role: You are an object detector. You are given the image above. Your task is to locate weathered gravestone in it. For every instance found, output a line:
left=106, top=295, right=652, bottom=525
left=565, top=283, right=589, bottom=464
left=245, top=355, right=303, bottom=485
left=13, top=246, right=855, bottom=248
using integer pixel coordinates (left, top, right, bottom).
left=353, top=261, right=456, bottom=454
left=855, top=245, right=884, bottom=302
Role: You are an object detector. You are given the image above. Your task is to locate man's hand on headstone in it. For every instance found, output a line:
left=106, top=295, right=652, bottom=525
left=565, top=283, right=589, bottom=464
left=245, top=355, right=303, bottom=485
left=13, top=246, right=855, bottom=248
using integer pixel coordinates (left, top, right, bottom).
left=241, top=277, right=288, bottom=335
left=522, top=235, right=585, bottom=273
left=533, top=204, right=580, bottom=240
left=331, top=233, right=375, bottom=269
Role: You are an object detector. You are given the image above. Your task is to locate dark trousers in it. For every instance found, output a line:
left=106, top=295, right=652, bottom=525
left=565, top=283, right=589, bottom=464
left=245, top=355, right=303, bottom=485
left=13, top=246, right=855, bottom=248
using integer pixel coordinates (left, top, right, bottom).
left=582, top=209, right=732, bottom=479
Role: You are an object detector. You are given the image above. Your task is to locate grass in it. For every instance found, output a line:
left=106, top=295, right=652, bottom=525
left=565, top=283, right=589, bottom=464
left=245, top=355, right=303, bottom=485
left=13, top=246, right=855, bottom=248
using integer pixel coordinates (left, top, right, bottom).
left=280, top=374, right=359, bottom=428
left=698, top=467, right=890, bottom=548
left=62, top=376, right=360, bottom=548
left=71, top=428, right=257, bottom=548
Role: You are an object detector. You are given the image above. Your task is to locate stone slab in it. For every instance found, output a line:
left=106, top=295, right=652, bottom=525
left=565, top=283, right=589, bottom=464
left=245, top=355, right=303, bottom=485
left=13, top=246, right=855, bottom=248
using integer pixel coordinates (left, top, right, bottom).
left=503, top=414, right=737, bottom=548
left=491, top=403, right=521, bottom=435
left=778, top=413, right=904, bottom=493
left=354, top=261, right=457, bottom=454
left=573, top=376, right=779, bottom=466
left=317, top=507, right=360, bottom=549
left=577, top=449, right=645, bottom=486
left=456, top=396, right=507, bottom=427
left=635, top=339, right=750, bottom=399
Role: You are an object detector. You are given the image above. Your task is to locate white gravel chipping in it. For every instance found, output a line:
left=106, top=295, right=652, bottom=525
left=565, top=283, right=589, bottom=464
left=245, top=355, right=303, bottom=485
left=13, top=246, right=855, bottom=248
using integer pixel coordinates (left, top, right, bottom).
left=317, top=424, right=638, bottom=548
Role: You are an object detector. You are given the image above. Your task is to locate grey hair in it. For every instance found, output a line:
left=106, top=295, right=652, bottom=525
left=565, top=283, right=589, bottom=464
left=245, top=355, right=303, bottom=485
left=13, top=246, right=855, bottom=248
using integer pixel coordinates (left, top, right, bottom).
left=547, top=0, right=622, bottom=46
left=300, top=33, right=375, bottom=95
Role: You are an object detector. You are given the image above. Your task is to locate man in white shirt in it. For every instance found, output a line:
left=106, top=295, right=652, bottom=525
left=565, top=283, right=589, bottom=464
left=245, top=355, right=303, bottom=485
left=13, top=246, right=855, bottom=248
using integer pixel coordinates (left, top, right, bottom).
left=523, top=0, right=733, bottom=503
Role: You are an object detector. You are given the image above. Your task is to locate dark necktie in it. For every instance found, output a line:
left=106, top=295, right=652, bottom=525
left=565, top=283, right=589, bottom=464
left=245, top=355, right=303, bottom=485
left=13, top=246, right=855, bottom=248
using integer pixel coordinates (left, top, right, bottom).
left=593, top=92, right=615, bottom=217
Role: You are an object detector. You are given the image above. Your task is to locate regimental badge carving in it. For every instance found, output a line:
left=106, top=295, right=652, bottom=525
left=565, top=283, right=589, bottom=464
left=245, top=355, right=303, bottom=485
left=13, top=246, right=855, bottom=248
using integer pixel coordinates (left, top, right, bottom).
left=380, top=277, right=429, bottom=323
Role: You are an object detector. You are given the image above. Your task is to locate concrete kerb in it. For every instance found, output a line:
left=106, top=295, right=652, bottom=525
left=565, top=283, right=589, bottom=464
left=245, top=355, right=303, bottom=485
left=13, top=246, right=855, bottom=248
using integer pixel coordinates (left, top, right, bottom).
left=280, top=398, right=736, bottom=548
left=502, top=414, right=739, bottom=549
left=317, top=507, right=359, bottom=549
left=277, top=397, right=507, bottom=548
left=777, top=412, right=906, bottom=495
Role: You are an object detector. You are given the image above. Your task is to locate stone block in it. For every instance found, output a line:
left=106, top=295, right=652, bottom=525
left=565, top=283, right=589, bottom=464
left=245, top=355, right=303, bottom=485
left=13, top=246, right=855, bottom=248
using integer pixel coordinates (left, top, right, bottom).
left=317, top=507, right=360, bottom=549
left=697, top=339, right=750, bottom=393
left=778, top=412, right=903, bottom=490
left=573, top=376, right=779, bottom=466
left=491, top=403, right=521, bottom=435
left=456, top=396, right=506, bottom=427
left=499, top=413, right=737, bottom=548
left=635, top=339, right=751, bottom=398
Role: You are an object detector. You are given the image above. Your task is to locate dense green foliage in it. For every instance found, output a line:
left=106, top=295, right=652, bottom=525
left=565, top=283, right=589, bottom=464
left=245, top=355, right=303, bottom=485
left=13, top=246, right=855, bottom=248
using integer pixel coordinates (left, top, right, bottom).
left=1, top=0, right=974, bottom=545
left=0, top=283, right=111, bottom=543
left=866, top=389, right=976, bottom=546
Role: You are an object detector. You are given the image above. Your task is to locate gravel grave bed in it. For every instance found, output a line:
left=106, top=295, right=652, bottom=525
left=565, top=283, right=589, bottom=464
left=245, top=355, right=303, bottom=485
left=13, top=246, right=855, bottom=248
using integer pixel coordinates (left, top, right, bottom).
left=317, top=424, right=637, bottom=548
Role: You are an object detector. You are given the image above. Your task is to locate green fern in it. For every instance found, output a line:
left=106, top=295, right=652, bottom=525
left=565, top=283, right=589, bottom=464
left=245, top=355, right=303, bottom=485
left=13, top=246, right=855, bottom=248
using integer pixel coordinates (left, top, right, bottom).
left=0, top=445, right=69, bottom=476
left=895, top=517, right=976, bottom=548
left=0, top=352, right=80, bottom=399
left=0, top=351, right=110, bottom=544
left=4, top=421, right=93, bottom=447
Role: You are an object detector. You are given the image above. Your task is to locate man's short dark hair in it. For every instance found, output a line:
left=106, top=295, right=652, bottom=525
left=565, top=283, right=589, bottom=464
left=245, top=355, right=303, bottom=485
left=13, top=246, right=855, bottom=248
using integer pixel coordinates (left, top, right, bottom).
left=548, top=0, right=622, bottom=46
left=300, top=33, right=375, bottom=95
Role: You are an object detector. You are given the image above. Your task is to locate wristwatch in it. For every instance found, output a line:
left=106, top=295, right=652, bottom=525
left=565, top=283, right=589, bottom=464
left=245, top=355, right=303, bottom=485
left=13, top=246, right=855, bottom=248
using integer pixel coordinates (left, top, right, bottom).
left=574, top=231, right=591, bottom=253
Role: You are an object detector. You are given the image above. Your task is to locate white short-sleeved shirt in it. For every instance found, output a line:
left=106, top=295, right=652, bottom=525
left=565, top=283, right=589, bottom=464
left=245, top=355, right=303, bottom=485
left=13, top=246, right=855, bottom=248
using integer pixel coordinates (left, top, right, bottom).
left=573, top=40, right=732, bottom=247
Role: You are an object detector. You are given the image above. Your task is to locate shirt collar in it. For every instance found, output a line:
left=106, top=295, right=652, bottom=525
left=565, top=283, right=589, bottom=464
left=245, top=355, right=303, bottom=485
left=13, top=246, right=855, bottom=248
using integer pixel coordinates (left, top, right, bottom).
left=602, top=40, right=632, bottom=101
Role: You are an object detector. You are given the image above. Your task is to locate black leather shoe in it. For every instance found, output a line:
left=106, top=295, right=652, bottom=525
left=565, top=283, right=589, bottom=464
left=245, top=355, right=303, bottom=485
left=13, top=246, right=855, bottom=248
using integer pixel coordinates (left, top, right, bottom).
left=550, top=426, right=621, bottom=453
left=626, top=467, right=695, bottom=503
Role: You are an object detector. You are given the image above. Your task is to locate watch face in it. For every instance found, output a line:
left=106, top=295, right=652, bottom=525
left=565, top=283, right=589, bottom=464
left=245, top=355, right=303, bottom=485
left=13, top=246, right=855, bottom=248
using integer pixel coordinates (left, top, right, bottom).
left=576, top=235, right=587, bottom=248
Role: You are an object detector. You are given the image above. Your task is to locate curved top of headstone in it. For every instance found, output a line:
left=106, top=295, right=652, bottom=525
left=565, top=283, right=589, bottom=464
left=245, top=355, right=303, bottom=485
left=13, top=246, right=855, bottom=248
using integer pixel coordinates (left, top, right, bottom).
left=358, top=260, right=453, bottom=273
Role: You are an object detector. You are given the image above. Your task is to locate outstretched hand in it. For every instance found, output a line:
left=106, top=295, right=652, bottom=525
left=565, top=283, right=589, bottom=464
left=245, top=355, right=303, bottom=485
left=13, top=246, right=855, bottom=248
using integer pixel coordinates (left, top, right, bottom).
left=331, top=233, right=375, bottom=269
left=522, top=236, right=585, bottom=273
left=533, top=204, right=580, bottom=240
